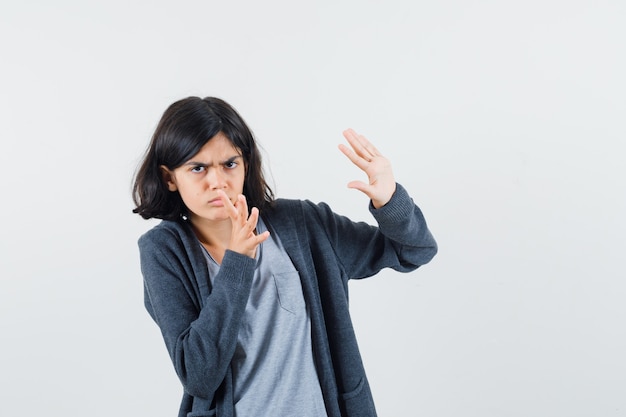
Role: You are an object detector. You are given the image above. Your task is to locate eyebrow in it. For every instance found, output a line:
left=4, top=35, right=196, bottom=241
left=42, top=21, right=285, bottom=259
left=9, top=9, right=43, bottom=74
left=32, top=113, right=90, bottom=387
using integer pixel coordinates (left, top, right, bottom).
left=183, top=155, right=242, bottom=167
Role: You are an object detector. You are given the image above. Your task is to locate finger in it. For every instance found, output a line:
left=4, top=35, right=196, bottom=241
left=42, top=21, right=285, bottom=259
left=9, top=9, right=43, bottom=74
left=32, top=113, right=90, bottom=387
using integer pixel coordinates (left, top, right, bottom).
left=254, top=230, right=270, bottom=244
left=234, top=194, right=249, bottom=225
left=247, top=208, right=270, bottom=243
left=217, top=189, right=239, bottom=218
left=347, top=128, right=381, bottom=155
left=356, top=132, right=381, bottom=157
left=245, top=206, right=261, bottom=233
left=338, top=143, right=369, bottom=171
left=347, top=180, right=371, bottom=195
left=342, top=129, right=371, bottom=161
left=343, top=129, right=380, bottom=162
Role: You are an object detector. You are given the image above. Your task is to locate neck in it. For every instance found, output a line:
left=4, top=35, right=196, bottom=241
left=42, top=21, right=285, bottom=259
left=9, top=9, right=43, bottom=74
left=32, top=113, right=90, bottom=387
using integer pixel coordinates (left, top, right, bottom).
left=189, top=217, right=232, bottom=262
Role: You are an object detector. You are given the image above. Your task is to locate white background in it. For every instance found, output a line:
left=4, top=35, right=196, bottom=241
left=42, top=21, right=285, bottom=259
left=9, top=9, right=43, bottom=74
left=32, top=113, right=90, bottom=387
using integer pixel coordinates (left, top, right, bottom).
left=1, top=1, right=625, bottom=416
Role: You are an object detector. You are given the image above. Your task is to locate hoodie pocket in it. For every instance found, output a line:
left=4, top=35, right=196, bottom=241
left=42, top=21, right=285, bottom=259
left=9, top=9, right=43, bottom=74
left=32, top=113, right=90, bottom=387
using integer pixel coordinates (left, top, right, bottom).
left=273, top=271, right=305, bottom=314
left=339, top=378, right=377, bottom=417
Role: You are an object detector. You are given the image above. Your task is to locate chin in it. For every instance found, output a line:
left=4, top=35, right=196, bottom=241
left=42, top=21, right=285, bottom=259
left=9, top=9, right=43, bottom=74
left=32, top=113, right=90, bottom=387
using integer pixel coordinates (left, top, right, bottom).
left=189, top=209, right=229, bottom=223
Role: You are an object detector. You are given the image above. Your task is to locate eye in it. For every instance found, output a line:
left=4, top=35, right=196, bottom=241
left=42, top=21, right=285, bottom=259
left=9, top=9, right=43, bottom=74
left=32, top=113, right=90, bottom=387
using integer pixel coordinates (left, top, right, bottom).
left=224, top=160, right=239, bottom=169
left=190, top=165, right=206, bottom=173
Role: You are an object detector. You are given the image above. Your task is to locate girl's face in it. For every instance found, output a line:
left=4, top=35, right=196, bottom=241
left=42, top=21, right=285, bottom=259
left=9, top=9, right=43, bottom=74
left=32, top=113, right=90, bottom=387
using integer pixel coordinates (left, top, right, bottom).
left=161, top=132, right=246, bottom=225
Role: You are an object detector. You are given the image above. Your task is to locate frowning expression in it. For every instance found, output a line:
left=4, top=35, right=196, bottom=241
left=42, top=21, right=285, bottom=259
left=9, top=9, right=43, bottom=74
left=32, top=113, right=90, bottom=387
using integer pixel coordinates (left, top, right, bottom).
left=161, top=132, right=246, bottom=224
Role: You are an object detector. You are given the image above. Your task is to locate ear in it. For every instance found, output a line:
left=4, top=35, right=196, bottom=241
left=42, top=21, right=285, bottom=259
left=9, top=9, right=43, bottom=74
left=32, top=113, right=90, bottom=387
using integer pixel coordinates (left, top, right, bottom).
left=160, top=165, right=178, bottom=192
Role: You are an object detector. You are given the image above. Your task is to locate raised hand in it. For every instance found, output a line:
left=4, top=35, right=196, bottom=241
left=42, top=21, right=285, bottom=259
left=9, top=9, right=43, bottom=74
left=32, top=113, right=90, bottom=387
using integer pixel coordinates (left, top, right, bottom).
left=338, top=128, right=396, bottom=209
left=216, top=190, right=270, bottom=258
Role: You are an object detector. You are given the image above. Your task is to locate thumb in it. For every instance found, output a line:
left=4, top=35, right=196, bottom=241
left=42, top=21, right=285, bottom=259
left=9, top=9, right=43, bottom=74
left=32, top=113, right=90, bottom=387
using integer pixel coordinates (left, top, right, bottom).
left=347, top=180, right=371, bottom=195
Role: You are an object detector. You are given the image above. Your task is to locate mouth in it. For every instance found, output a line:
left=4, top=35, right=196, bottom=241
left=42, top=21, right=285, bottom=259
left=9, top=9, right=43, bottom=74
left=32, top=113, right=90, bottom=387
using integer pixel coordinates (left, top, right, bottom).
left=208, top=197, right=225, bottom=206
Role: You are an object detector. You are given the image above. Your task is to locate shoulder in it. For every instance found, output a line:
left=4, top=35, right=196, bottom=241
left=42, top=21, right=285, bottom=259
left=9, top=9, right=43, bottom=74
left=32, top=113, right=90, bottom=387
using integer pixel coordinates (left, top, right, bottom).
left=263, top=198, right=348, bottom=244
left=137, top=220, right=207, bottom=274
left=266, top=198, right=304, bottom=212
left=265, top=198, right=334, bottom=223
left=138, top=220, right=194, bottom=251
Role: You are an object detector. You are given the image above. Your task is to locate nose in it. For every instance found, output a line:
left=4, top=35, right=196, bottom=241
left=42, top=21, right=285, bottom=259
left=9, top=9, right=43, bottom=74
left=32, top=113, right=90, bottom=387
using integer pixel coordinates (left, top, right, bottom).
left=207, top=167, right=226, bottom=189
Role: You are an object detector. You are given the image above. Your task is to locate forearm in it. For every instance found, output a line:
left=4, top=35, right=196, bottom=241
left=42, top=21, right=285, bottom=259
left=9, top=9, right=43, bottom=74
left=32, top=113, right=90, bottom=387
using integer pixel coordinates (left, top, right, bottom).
left=370, top=183, right=437, bottom=253
left=143, top=248, right=256, bottom=399
left=304, top=183, right=437, bottom=279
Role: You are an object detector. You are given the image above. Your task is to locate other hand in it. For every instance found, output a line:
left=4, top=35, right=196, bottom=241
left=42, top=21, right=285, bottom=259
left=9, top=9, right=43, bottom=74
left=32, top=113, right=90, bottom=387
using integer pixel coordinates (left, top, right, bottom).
left=338, top=128, right=396, bottom=209
left=217, top=190, right=270, bottom=258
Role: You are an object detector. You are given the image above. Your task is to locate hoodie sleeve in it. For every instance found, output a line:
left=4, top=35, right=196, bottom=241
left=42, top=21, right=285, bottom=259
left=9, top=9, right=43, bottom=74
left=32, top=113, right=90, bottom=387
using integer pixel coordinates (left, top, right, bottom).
left=139, top=227, right=256, bottom=400
left=305, top=183, right=437, bottom=279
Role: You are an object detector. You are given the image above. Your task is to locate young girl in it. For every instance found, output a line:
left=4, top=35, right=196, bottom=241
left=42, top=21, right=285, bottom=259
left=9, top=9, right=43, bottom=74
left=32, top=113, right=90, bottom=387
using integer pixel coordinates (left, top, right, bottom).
left=132, top=96, right=437, bottom=417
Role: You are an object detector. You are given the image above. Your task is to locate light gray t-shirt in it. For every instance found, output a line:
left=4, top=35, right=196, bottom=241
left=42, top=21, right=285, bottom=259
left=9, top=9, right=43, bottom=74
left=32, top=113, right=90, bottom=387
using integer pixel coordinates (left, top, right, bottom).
left=201, top=218, right=328, bottom=417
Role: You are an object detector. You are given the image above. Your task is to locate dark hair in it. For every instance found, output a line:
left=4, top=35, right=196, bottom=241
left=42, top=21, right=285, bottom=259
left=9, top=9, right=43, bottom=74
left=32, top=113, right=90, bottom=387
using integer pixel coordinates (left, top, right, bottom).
left=132, top=96, right=274, bottom=220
